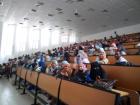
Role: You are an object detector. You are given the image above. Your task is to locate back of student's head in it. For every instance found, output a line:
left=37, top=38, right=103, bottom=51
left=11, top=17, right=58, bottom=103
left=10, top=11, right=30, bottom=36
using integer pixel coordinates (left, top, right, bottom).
left=79, top=46, right=84, bottom=50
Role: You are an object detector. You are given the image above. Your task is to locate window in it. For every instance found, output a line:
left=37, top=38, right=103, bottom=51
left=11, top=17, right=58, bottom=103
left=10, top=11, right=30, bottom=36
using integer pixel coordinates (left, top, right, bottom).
left=1, top=24, right=16, bottom=59
left=15, top=25, right=28, bottom=52
left=29, top=29, right=40, bottom=50
left=69, top=32, right=76, bottom=43
left=61, top=35, right=68, bottom=43
left=41, top=28, right=51, bottom=48
left=51, top=30, right=60, bottom=45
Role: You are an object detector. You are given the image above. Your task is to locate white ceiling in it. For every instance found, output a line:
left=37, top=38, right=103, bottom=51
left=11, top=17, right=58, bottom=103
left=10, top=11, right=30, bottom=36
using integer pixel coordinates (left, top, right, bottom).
left=0, top=0, right=140, bottom=36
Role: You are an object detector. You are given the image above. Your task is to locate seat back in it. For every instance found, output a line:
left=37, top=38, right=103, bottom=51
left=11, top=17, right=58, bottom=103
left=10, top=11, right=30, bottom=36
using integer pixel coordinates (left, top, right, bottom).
left=70, top=54, right=140, bottom=65
left=60, top=80, right=118, bottom=105
left=124, top=44, right=135, bottom=49
left=37, top=73, right=61, bottom=97
left=102, top=65, right=140, bottom=91
left=107, top=55, right=140, bottom=65
left=20, top=68, right=27, bottom=79
left=126, top=48, right=139, bottom=55
left=16, top=67, right=22, bottom=76
left=26, top=70, right=39, bottom=85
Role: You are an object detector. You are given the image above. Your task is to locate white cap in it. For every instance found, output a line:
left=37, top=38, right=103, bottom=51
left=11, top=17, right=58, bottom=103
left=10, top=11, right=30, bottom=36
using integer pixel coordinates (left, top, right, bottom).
left=99, top=47, right=105, bottom=53
left=62, top=60, right=69, bottom=65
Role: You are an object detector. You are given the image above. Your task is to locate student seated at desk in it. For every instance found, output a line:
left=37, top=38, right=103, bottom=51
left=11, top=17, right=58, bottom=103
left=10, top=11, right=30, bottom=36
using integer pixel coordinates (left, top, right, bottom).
left=109, top=40, right=118, bottom=55
left=88, top=45, right=95, bottom=55
left=75, top=46, right=90, bottom=64
left=96, top=52, right=109, bottom=64
left=115, top=52, right=129, bottom=66
left=90, top=62, right=107, bottom=81
left=71, top=63, right=91, bottom=82
left=57, top=61, right=73, bottom=79
left=46, top=60, right=61, bottom=76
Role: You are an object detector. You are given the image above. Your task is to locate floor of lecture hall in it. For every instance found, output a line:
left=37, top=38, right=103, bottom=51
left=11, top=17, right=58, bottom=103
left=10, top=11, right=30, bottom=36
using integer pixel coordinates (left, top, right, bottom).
left=0, top=77, right=34, bottom=105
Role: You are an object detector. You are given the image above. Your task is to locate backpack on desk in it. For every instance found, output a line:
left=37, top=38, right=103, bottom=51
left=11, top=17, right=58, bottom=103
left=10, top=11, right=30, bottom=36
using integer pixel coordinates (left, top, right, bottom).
left=90, top=62, right=107, bottom=81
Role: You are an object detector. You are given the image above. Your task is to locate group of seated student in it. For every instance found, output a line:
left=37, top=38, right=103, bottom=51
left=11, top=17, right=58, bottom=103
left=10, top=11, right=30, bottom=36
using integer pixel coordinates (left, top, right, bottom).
left=0, top=33, right=139, bottom=79
left=0, top=33, right=139, bottom=105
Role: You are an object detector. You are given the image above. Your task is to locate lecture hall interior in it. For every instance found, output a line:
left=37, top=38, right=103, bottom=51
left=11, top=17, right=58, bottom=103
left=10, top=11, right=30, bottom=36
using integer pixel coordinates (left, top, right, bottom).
left=0, top=0, right=140, bottom=105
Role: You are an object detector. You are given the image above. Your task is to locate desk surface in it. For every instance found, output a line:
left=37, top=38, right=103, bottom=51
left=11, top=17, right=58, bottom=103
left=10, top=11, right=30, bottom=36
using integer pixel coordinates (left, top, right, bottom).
left=112, top=89, right=129, bottom=97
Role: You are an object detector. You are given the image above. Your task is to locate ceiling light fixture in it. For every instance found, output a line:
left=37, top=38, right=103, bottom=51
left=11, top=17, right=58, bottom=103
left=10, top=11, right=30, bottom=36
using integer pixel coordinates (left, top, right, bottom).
left=39, top=21, right=43, bottom=23
left=76, top=0, right=84, bottom=2
left=88, top=8, right=95, bottom=12
left=124, top=18, right=129, bottom=22
left=48, top=14, right=54, bottom=17
left=58, top=11, right=64, bottom=14
left=66, top=19, right=72, bottom=22
left=102, top=25, right=107, bottom=27
left=33, top=25, right=37, bottom=27
left=74, top=9, right=81, bottom=17
left=65, top=0, right=74, bottom=4
left=24, top=18, right=29, bottom=20
left=55, top=25, right=59, bottom=27
left=102, top=9, right=109, bottom=13
left=0, top=0, right=3, bottom=6
left=31, top=9, right=37, bottom=12
left=35, top=1, right=44, bottom=7
left=56, top=8, right=63, bottom=11
left=81, top=18, right=86, bottom=21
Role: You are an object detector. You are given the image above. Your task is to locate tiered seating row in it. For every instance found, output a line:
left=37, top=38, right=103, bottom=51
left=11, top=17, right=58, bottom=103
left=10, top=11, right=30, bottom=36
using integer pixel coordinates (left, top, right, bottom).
left=69, top=63, right=140, bottom=92
left=15, top=67, right=120, bottom=105
left=83, top=64, right=140, bottom=105
left=70, top=55, right=140, bottom=65
left=101, top=65, right=140, bottom=91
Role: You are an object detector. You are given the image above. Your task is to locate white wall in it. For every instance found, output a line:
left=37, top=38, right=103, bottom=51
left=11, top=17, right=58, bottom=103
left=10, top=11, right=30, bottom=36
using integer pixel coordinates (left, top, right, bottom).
left=80, top=24, right=140, bottom=41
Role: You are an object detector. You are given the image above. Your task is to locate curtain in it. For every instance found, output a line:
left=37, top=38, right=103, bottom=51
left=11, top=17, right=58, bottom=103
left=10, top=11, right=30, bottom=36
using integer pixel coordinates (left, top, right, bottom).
left=0, top=24, right=16, bottom=62
left=15, top=25, right=28, bottom=53
left=28, top=29, right=40, bottom=50
left=61, top=35, right=68, bottom=43
left=41, top=28, right=50, bottom=48
left=0, top=23, right=77, bottom=63
left=69, top=32, right=76, bottom=43
left=51, top=30, right=60, bottom=45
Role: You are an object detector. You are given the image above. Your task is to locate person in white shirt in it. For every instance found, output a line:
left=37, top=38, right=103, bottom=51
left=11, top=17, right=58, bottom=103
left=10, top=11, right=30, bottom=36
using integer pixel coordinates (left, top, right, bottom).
left=115, top=52, right=128, bottom=65
left=75, top=46, right=90, bottom=64
left=109, top=41, right=118, bottom=55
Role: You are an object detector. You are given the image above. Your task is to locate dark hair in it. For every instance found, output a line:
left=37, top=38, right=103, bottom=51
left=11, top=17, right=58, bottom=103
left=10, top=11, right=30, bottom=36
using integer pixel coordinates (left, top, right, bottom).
left=79, top=46, right=83, bottom=50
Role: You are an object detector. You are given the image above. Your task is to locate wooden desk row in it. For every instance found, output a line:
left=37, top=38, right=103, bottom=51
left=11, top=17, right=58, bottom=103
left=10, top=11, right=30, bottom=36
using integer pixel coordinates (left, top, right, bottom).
left=70, top=54, right=140, bottom=65
left=83, top=64, right=140, bottom=92
left=69, top=48, right=139, bottom=59
left=123, top=41, right=139, bottom=45
left=69, top=64, right=140, bottom=105
left=101, top=65, right=140, bottom=92
left=123, top=44, right=137, bottom=49
left=100, top=65, right=140, bottom=105
left=16, top=67, right=123, bottom=105
left=100, top=48, right=139, bottom=55
left=101, top=48, right=139, bottom=55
